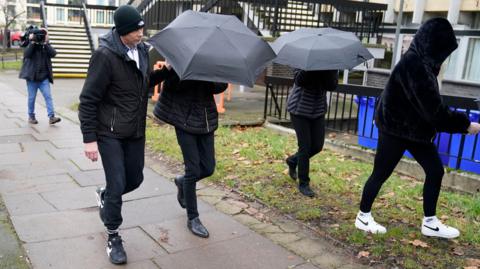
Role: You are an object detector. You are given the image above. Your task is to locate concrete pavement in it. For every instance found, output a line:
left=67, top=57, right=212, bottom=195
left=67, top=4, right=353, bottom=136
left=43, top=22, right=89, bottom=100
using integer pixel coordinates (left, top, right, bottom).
left=0, top=74, right=320, bottom=269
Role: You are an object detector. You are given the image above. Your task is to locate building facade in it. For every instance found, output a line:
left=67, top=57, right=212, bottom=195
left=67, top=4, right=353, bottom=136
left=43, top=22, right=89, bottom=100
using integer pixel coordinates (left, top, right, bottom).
left=367, top=0, right=480, bottom=84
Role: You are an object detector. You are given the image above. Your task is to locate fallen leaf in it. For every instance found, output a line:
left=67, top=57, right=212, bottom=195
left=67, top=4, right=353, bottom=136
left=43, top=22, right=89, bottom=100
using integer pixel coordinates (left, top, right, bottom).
left=224, top=175, right=238, bottom=180
left=287, top=255, right=295, bottom=260
left=237, top=157, right=246, bottom=161
left=452, top=247, right=464, bottom=256
left=440, top=215, right=449, bottom=221
left=232, top=149, right=240, bottom=154
left=282, top=169, right=289, bottom=175
left=463, top=266, right=477, bottom=269
left=157, top=228, right=169, bottom=243
left=357, top=251, right=370, bottom=259
left=328, top=133, right=337, bottom=139
left=466, top=258, right=480, bottom=267
left=410, top=239, right=429, bottom=248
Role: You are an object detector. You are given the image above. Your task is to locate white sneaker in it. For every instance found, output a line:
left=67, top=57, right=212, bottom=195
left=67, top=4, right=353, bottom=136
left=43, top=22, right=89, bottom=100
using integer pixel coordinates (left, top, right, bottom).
left=421, top=216, right=460, bottom=239
left=355, top=211, right=387, bottom=234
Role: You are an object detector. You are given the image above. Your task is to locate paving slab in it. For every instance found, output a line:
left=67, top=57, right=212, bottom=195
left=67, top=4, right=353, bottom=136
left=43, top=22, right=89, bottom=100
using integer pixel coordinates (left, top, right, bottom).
left=0, top=151, right=54, bottom=166
left=11, top=208, right=104, bottom=243
left=69, top=169, right=105, bottom=186
left=40, top=186, right=98, bottom=211
left=121, top=194, right=214, bottom=229
left=141, top=210, right=251, bottom=253
left=0, top=173, right=79, bottom=195
left=153, top=233, right=305, bottom=269
left=24, top=228, right=166, bottom=269
left=3, top=192, right=57, bottom=216
left=0, top=143, right=22, bottom=155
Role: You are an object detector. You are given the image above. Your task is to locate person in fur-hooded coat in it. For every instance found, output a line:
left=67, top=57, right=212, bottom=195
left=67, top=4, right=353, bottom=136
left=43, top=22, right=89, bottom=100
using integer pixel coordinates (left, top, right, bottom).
left=354, top=18, right=480, bottom=239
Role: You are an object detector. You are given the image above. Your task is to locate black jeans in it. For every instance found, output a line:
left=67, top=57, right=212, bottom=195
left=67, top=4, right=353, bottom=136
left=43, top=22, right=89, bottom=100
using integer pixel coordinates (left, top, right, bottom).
left=360, top=132, right=444, bottom=217
left=287, top=114, right=325, bottom=185
left=97, top=136, right=145, bottom=231
left=175, top=127, right=215, bottom=220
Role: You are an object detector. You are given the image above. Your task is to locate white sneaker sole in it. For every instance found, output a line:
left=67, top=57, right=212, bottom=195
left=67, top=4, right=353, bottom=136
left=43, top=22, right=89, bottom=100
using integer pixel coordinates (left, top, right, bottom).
left=421, top=229, right=459, bottom=239
left=355, top=219, right=387, bottom=234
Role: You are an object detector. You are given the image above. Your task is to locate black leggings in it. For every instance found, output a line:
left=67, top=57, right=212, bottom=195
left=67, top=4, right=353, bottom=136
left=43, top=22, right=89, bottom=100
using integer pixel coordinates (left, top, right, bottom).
left=287, top=114, right=325, bottom=185
left=175, top=127, right=215, bottom=220
left=360, top=132, right=444, bottom=217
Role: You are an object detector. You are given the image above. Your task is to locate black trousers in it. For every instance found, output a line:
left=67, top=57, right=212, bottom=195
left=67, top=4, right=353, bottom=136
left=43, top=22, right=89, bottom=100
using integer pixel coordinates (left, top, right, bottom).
left=98, top=136, right=145, bottom=231
left=287, top=114, right=325, bottom=185
left=359, top=132, right=444, bottom=217
left=175, top=127, right=215, bottom=220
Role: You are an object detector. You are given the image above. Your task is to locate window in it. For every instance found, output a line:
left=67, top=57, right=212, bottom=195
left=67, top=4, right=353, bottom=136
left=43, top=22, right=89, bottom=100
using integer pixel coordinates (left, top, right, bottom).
left=96, top=10, right=104, bottom=24
left=56, top=8, right=65, bottom=22
left=27, top=6, right=41, bottom=20
left=463, top=38, right=480, bottom=82
left=444, top=39, right=460, bottom=80
left=27, top=0, right=42, bottom=3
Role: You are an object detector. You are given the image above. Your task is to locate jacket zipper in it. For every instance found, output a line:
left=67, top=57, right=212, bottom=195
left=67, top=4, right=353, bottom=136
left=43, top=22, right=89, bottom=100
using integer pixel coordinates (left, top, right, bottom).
left=205, top=108, right=210, bottom=132
left=110, top=107, right=116, bottom=132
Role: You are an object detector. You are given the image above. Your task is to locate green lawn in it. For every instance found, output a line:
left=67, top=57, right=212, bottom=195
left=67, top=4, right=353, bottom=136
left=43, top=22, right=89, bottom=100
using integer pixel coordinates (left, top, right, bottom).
left=0, top=60, right=22, bottom=70
left=146, top=120, right=480, bottom=269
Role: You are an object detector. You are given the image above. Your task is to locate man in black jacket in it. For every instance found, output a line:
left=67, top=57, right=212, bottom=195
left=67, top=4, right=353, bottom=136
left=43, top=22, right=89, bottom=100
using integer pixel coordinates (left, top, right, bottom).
left=19, top=27, right=61, bottom=125
left=78, top=5, right=165, bottom=265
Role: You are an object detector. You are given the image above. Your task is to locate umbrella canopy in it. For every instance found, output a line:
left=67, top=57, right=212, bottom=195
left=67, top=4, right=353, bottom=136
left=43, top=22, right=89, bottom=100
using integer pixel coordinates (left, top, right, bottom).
left=271, top=27, right=374, bottom=71
left=148, top=10, right=275, bottom=87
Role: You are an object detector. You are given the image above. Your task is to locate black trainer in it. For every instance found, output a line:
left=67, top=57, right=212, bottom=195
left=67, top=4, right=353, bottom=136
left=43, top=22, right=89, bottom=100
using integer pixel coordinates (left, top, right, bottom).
left=95, top=187, right=106, bottom=223
left=187, top=217, right=209, bottom=238
left=298, top=184, right=315, bottom=197
left=174, top=175, right=186, bottom=208
left=285, top=158, right=297, bottom=180
left=49, top=116, right=61, bottom=125
left=106, top=234, right=127, bottom=265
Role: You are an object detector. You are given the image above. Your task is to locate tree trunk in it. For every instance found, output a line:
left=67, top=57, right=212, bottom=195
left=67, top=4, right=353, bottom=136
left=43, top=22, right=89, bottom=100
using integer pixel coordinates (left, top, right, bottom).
left=2, top=26, right=7, bottom=53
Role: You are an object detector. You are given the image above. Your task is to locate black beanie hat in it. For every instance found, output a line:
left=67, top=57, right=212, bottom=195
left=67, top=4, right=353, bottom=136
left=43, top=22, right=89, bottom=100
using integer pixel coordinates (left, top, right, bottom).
left=114, top=5, right=145, bottom=36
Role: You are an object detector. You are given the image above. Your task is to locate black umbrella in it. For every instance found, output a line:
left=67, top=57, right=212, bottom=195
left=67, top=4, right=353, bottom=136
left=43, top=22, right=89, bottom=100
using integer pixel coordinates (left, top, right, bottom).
left=271, top=27, right=374, bottom=70
left=148, top=10, right=275, bottom=87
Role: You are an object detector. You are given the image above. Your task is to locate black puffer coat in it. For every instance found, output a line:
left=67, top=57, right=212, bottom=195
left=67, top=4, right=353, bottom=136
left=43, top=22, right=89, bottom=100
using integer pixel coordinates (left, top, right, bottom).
left=287, top=69, right=338, bottom=119
left=375, top=18, right=471, bottom=143
left=153, top=68, right=227, bottom=134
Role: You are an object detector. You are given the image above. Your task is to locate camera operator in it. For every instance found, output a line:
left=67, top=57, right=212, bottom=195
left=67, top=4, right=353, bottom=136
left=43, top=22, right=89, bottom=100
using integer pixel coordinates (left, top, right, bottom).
left=19, top=26, right=61, bottom=124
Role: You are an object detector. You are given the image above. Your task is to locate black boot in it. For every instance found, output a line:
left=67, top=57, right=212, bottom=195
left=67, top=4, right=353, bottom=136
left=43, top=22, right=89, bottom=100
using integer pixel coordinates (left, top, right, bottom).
left=298, top=183, right=315, bottom=197
left=174, top=175, right=186, bottom=208
left=285, top=157, right=297, bottom=180
left=187, top=217, right=209, bottom=238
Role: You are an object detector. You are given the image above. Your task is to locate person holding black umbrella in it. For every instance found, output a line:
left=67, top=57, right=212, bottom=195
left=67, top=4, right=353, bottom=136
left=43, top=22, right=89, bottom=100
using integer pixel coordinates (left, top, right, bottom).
left=354, top=18, right=480, bottom=238
left=153, top=62, right=227, bottom=238
left=285, top=69, right=338, bottom=197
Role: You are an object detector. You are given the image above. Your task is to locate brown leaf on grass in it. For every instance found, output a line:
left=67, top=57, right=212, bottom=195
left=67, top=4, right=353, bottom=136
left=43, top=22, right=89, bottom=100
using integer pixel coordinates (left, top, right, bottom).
left=466, top=258, right=480, bottom=267
left=224, top=175, right=239, bottom=180
left=452, top=247, right=464, bottom=256
left=241, top=143, right=249, bottom=148
left=440, top=215, right=449, bottom=221
left=381, top=192, right=395, bottom=199
left=253, top=160, right=264, bottom=165
left=410, top=239, right=429, bottom=248
left=282, top=169, right=289, bottom=175
left=356, top=251, right=370, bottom=259
left=463, top=266, right=478, bottom=269
left=242, top=160, right=252, bottom=166
left=232, top=149, right=240, bottom=155
left=237, top=157, right=246, bottom=161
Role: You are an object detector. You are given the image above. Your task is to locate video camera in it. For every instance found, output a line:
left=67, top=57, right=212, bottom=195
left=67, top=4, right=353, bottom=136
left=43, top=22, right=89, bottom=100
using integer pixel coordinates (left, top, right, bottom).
left=20, top=25, right=47, bottom=47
